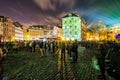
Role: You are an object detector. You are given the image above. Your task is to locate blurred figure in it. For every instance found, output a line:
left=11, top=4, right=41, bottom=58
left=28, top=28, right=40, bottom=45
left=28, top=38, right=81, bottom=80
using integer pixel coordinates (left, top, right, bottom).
left=70, top=40, right=78, bottom=63
left=44, top=41, right=50, bottom=56
left=106, top=43, right=120, bottom=80
left=35, top=41, right=39, bottom=52
left=61, top=41, right=66, bottom=61
left=98, top=43, right=106, bottom=79
left=0, top=43, right=3, bottom=80
left=13, top=41, right=18, bottom=53
left=29, top=41, right=33, bottom=52
left=32, top=41, right=36, bottom=52
left=39, top=41, right=44, bottom=57
left=50, top=40, right=55, bottom=54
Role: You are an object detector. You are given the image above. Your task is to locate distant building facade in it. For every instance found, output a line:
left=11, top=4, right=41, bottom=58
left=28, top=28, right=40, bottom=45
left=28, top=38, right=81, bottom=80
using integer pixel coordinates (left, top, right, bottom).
left=22, top=25, right=28, bottom=41
left=0, top=16, right=15, bottom=42
left=0, top=16, right=4, bottom=37
left=28, top=25, right=59, bottom=40
left=28, top=25, right=44, bottom=40
left=13, top=22, right=24, bottom=41
left=61, top=12, right=87, bottom=41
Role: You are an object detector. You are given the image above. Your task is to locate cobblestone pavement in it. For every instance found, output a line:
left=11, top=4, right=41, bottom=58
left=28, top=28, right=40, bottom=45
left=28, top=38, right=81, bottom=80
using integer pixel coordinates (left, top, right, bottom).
left=71, top=48, right=100, bottom=80
left=3, top=51, right=58, bottom=80
left=48, top=49, right=76, bottom=80
left=52, top=47, right=100, bottom=80
left=3, top=47, right=100, bottom=80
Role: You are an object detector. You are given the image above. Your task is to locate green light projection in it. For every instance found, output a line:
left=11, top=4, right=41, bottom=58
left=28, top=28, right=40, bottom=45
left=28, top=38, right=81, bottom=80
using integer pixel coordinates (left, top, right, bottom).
left=92, top=56, right=100, bottom=71
left=62, top=16, right=82, bottom=41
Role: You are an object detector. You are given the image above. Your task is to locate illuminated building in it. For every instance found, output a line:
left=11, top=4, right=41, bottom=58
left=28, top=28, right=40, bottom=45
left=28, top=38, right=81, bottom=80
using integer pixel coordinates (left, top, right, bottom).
left=28, top=25, right=44, bottom=40
left=86, top=21, right=109, bottom=41
left=0, top=17, right=15, bottom=42
left=81, top=18, right=87, bottom=40
left=22, top=25, right=28, bottom=41
left=61, top=12, right=87, bottom=41
left=52, top=26, right=58, bottom=38
left=28, top=25, right=56, bottom=40
left=108, top=24, right=120, bottom=31
left=57, top=26, right=63, bottom=38
left=13, top=22, right=24, bottom=41
left=52, top=26, right=63, bottom=38
left=82, top=22, right=120, bottom=41
left=0, top=16, right=4, bottom=37
left=44, top=25, right=53, bottom=38
left=107, top=24, right=120, bottom=41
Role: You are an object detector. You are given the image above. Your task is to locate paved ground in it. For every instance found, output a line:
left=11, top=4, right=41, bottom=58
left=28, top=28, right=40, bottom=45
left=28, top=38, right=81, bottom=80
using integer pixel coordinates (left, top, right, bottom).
left=51, top=47, right=100, bottom=80
left=3, top=46, right=100, bottom=80
left=71, top=48, right=100, bottom=80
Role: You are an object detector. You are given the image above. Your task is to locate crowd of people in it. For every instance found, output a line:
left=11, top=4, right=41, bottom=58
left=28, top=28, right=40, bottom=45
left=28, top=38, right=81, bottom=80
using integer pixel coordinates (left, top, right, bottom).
left=98, top=41, right=120, bottom=80
left=60, top=40, right=78, bottom=63
left=0, top=39, right=120, bottom=80
left=80, top=41, right=120, bottom=80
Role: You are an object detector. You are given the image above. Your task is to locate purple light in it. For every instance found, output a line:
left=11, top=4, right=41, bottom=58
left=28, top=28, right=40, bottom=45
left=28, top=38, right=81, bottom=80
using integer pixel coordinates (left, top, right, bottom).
left=115, top=33, right=120, bottom=38
left=115, top=33, right=119, bottom=37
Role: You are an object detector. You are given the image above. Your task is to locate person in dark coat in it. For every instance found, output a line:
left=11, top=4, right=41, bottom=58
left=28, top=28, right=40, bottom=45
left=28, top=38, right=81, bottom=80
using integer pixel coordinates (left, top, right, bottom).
left=107, top=43, right=120, bottom=80
left=98, top=43, right=106, bottom=79
left=71, top=40, right=78, bottom=63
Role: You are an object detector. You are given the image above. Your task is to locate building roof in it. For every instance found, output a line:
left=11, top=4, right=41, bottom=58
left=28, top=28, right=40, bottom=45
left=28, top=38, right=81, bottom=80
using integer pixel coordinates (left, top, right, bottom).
left=29, top=25, right=45, bottom=30
left=13, top=22, right=22, bottom=27
left=0, top=16, right=5, bottom=22
left=0, top=16, right=4, bottom=18
left=62, top=12, right=80, bottom=18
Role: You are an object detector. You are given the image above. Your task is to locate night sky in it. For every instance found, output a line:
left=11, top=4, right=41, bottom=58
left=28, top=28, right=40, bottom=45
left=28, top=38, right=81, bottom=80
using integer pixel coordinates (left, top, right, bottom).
left=0, top=0, right=120, bottom=27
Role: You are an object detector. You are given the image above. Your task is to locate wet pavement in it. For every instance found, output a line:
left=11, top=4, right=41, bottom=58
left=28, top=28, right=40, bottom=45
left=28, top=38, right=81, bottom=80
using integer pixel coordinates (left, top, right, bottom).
left=3, top=46, right=100, bottom=80
left=50, top=49, right=76, bottom=80
left=53, top=47, right=100, bottom=80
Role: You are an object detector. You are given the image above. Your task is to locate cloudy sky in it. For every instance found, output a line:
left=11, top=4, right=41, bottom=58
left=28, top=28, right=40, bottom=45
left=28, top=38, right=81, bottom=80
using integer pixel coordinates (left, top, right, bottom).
left=0, top=0, right=120, bottom=27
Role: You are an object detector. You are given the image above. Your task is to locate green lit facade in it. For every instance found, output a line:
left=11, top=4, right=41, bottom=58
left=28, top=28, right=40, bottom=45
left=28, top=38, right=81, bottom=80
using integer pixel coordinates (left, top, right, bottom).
left=62, top=13, right=82, bottom=41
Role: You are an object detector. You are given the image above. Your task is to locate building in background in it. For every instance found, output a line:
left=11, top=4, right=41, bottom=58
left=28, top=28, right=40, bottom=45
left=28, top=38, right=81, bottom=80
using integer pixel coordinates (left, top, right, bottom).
left=44, top=25, right=53, bottom=38
left=61, top=12, right=87, bottom=41
left=0, top=17, right=15, bottom=42
left=86, top=23, right=120, bottom=41
left=22, top=25, right=28, bottom=41
left=0, top=16, right=4, bottom=41
left=81, top=18, right=87, bottom=40
left=0, top=16, right=4, bottom=38
left=86, top=21, right=108, bottom=41
left=55, top=25, right=63, bottom=38
left=28, top=25, right=44, bottom=40
left=13, top=22, right=24, bottom=41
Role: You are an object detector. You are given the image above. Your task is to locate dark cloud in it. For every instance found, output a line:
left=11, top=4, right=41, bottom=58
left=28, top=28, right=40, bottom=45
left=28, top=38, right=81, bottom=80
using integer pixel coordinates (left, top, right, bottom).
left=0, top=0, right=120, bottom=26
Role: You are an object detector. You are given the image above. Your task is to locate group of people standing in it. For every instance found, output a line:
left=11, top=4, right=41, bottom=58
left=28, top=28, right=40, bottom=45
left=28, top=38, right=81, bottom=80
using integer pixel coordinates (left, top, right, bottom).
left=98, top=41, right=120, bottom=80
left=60, top=40, right=78, bottom=63
left=26, top=40, right=57, bottom=57
left=0, top=42, right=8, bottom=80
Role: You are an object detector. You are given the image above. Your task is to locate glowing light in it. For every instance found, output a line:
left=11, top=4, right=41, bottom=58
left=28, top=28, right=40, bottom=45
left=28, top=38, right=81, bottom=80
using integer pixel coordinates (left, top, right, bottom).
left=71, top=38, right=75, bottom=41
left=43, top=38, right=47, bottom=42
left=62, top=13, right=82, bottom=41
left=27, top=35, right=29, bottom=38
left=11, top=37, right=15, bottom=41
left=95, top=37, right=99, bottom=40
left=92, top=56, right=100, bottom=71
left=66, top=38, right=70, bottom=41
left=61, top=37, right=65, bottom=41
